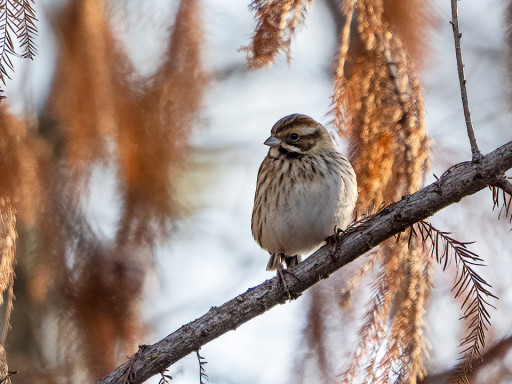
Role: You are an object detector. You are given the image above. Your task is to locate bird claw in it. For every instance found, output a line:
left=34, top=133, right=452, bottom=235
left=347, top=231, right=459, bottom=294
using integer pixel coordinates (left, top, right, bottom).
left=335, top=225, right=346, bottom=236
left=325, top=226, right=345, bottom=260
left=276, top=264, right=299, bottom=299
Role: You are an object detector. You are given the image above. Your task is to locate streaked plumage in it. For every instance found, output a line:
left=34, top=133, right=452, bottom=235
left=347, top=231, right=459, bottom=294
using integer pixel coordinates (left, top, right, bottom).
left=251, top=114, right=357, bottom=271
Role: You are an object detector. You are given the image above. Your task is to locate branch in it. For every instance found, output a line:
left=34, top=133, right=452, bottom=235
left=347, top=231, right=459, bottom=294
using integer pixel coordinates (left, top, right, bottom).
left=97, top=140, right=512, bottom=384
left=450, top=0, right=482, bottom=162
left=493, top=174, right=512, bottom=195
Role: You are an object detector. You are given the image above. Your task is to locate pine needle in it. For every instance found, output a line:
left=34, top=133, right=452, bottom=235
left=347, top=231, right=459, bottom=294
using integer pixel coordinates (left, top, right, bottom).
left=490, top=185, right=512, bottom=222
left=196, top=350, right=209, bottom=384
left=414, top=220, right=497, bottom=383
left=0, top=0, right=38, bottom=93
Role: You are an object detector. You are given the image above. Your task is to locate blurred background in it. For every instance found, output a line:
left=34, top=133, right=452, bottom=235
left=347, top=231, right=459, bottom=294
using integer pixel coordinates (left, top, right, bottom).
left=1, top=0, right=512, bottom=383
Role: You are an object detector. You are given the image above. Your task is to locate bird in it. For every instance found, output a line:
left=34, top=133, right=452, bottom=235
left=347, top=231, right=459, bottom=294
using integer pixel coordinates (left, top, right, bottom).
left=251, top=113, right=358, bottom=279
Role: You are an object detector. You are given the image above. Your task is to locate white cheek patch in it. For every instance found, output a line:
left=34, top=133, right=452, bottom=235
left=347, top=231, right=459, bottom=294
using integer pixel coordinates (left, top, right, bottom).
left=281, top=143, right=302, bottom=153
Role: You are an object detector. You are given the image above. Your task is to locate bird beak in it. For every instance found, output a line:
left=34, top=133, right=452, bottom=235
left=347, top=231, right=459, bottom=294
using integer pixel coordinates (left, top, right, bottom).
left=264, top=135, right=281, bottom=146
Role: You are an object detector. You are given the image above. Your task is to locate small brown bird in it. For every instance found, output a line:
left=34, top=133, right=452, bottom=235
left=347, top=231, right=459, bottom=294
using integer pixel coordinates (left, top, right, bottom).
left=251, top=114, right=357, bottom=274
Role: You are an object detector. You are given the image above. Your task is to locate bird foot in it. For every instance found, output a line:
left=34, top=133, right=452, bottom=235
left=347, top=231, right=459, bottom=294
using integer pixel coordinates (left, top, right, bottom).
left=325, top=226, right=345, bottom=260
left=276, top=264, right=299, bottom=300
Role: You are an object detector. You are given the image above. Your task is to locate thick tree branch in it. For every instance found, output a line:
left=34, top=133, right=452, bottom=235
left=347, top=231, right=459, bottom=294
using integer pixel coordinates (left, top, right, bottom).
left=450, top=0, right=482, bottom=162
left=98, top=141, right=512, bottom=384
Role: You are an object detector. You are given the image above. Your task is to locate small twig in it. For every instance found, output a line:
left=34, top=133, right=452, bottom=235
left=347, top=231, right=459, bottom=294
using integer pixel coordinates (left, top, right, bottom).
left=196, top=350, right=209, bottom=384
left=158, top=370, right=173, bottom=384
left=450, top=0, right=482, bottom=162
left=490, top=175, right=512, bottom=222
left=494, top=174, right=512, bottom=195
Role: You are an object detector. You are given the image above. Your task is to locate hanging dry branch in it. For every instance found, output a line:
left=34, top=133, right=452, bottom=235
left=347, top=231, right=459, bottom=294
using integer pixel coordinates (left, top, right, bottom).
left=0, top=198, right=16, bottom=381
left=330, top=1, right=432, bottom=381
left=97, top=140, right=512, bottom=384
left=413, top=221, right=497, bottom=382
left=116, top=0, right=206, bottom=244
left=242, top=0, right=312, bottom=68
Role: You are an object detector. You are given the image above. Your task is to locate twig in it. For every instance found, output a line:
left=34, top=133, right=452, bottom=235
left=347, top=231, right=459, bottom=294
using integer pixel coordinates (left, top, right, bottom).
left=450, top=0, right=482, bottom=162
left=97, top=140, right=512, bottom=384
left=196, top=350, right=209, bottom=384
left=493, top=174, right=512, bottom=195
left=489, top=175, right=512, bottom=221
left=157, top=370, right=173, bottom=384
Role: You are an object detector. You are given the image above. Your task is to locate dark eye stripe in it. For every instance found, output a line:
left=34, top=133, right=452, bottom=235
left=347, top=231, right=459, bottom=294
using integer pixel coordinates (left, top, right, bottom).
left=284, top=129, right=323, bottom=148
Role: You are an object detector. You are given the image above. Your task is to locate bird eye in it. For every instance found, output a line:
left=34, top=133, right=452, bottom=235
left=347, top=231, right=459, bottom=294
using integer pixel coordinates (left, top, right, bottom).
left=289, top=133, right=300, bottom=141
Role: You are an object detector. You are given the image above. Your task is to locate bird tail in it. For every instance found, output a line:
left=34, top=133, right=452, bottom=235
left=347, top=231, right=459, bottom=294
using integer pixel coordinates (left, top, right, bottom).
left=266, top=253, right=283, bottom=271
left=266, top=254, right=302, bottom=271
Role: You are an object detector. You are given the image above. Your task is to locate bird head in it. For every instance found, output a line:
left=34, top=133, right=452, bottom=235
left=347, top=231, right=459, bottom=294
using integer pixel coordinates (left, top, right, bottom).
left=264, top=114, right=335, bottom=156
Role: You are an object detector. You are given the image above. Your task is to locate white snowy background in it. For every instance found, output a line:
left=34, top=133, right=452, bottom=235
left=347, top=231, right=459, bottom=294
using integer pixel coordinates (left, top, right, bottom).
left=5, top=0, right=512, bottom=383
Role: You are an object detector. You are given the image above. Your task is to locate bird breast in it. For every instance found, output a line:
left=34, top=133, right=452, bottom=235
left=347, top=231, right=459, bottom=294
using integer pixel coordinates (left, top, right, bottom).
left=252, top=151, right=357, bottom=256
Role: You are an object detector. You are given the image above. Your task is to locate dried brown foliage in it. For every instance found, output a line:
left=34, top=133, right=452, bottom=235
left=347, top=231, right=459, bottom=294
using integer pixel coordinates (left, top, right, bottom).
left=243, top=0, right=312, bottom=68
left=298, top=284, right=336, bottom=384
left=3, top=0, right=206, bottom=381
left=116, top=0, right=206, bottom=244
left=0, top=105, right=47, bottom=379
left=0, top=345, right=13, bottom=384
left=331, top=1, right=432, bottom=382
left=0, top=198, right=16, bottom=341
left=382, top=0, right=432, bottom=67
left=62, top=243, right=147, bottom=378
left=0, top=106, right=42, bottom=225
left=39, top=0, right=147, bottom=377
left=49, top=0, right=205, bottom=243
left=48, top=0, right=121, bottom=182
left=0, top=198, right=16, bottom=380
